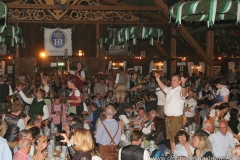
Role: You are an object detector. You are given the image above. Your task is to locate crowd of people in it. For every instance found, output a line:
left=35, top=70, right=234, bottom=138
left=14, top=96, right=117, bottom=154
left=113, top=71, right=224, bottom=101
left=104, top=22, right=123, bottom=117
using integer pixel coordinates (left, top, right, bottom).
left=1, top=61, right=240, bottom=160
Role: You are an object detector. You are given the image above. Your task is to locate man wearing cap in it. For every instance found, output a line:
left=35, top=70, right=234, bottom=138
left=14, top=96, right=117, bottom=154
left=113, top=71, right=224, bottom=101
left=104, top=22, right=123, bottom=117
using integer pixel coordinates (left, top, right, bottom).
left=155, top=72, right=187, bottom=153
left=48, top=96, right=67, bottom=132
left=114, top=102, right=132, bottom=125
left=145, top=91, right=158, bottom=113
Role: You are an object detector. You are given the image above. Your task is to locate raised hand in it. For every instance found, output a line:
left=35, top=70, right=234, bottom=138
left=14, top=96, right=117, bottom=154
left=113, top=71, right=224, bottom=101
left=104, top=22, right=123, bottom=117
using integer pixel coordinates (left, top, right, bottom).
left=154, top=72, right=161, bottom=79
left=181, top=77, right=188, bottom=86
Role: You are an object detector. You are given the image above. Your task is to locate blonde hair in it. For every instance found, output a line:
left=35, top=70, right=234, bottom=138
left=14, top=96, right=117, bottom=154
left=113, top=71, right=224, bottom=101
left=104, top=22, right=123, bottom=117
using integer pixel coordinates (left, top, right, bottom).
left=0, top=120, right=7, bottom=137
left=190, top=133, right=212, bottom=152
left=74, top=128, right=94, bottom=152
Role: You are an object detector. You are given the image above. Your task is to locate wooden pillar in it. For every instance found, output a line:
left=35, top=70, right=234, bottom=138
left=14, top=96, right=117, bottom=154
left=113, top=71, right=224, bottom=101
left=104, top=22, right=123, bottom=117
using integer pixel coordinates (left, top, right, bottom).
left=205, top=30, right=214, bottom=77
left=15, top=22, right=19, bottom=58
left=96, top=23, right=100, bottom=58
left=171, top=26, right=177, bottom=74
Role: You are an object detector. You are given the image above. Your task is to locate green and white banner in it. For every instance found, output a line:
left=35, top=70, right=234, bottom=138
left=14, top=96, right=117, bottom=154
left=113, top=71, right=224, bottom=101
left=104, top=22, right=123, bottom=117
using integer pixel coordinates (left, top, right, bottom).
left=44, top=28, right=72, bottom=56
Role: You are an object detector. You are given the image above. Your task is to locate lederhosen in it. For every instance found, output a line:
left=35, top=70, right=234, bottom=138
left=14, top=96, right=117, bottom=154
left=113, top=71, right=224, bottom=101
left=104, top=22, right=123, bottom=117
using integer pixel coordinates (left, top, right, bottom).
left=99, top=122, right=119, bottom=160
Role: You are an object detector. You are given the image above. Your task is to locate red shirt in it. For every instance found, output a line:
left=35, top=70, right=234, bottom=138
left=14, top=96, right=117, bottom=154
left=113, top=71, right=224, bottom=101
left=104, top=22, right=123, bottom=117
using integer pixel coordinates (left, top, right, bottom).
left=13, top=150, right=28, bottom=160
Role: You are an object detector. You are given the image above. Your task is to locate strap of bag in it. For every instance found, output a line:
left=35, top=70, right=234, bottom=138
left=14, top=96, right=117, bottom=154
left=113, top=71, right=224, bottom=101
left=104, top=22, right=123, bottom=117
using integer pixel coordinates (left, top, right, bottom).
left=101, top=121, right=119, bottom=145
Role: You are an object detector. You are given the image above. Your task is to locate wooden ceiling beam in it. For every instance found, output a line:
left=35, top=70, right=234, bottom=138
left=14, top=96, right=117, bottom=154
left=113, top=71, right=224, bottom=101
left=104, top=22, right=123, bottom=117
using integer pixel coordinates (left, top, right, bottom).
left=153, top=40, right=169, bottom=57
left=153, top=0, right=212, bottom=65
left=7, top=4, right=162, bottom=11
left=7, top=20, right=167, bottom=24
left=103, top=0, right=167, bottom=22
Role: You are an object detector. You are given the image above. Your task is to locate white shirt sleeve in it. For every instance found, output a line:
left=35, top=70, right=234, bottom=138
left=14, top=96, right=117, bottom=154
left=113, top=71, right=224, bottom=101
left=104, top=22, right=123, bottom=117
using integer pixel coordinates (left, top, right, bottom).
left=209, top=109, right=216, bottom=118
left=142, top=122, right=153, bottom=135
left=115, top=73, right=120, bottom=84
left=118, top=147, right=123, bottom=160
left=19, top=91, right=34, bottom=104
left=190, top=100, right=197, bottom=112
left=69, top=70, right=75, bottom=75
left=81, top=71, right=85, bottom=79
left=221, top=87, right=230, bottom=96
left=119, top=115, right=130, bottom=125
left=199, top=91, right=203, bottom=99
left=42, top=105, right=49, bottom=121
left=74, top=90, right=81, bottom=97
left=44, top=85, right=50, bottom=93
left=143, top=150, right=151, bottom=160
left=9, top=85, right=13, bottom=95
left=83, top=102, right=88, bottom=112
left=17, top=119, right=25, bottom=131
left=224, top=112, right=230, bottom=121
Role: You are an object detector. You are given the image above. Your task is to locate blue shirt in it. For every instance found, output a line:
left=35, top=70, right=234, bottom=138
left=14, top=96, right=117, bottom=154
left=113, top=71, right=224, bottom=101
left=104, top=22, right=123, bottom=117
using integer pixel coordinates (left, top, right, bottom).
left=93, top=98, right=101, bottom=108
left=209, top=131, right=235, bottom=158
left=95, top=119, right=121, bottom=146
left=0, top=137, right=12, bottom=160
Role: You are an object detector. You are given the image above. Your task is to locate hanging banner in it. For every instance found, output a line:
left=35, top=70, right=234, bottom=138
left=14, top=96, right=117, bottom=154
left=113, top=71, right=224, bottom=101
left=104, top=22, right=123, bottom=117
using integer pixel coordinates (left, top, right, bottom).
left=44, top=28, right=72, bottom=56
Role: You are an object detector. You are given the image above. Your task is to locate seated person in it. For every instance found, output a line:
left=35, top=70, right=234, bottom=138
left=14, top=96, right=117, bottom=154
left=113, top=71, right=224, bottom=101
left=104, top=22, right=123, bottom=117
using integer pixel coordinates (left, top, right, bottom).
left=118, top=130, right=151, bottom=160
left=174, top=130, right=194, bottom=158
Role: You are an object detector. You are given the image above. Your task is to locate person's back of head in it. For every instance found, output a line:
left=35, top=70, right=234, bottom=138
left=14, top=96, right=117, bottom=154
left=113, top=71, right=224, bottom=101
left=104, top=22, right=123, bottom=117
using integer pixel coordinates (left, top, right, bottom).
left=11, top=102, right=23, bottom=113
left=202, top=120, right=214, bottom=133
left=105, top=105, right=116, bottom=118
left=131, top=130, right=143, bottom=146
left=0, top=75, right=4, bottom=82
left=0, top=120, right=7, bottom=137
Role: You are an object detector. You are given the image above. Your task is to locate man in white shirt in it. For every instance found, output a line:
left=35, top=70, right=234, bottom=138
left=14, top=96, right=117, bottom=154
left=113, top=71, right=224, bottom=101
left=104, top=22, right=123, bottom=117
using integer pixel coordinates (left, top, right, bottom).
left=16, top=85, right=49, bottom=121
left=184, top=90, right=197, bottom=126
left=155, top=72, right=187, bottom=153
left=209, top=121, right=235, bottom=159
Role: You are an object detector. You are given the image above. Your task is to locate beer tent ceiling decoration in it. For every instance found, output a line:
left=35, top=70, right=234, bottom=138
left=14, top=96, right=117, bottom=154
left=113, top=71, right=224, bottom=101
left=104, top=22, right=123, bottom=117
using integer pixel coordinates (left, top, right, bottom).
left=170, top=0, right=240, bottom=27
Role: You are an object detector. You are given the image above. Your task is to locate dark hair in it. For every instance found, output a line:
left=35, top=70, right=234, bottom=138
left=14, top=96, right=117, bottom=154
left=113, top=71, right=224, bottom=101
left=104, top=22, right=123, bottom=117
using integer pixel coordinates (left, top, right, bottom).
left=153, top=117, right=165, bottom=131
left=29, top=127, right=40, bottom=139
left=203, top=82, right=209, bottom=88
left=230, top=108, right=238, bottom=119
left=214, top=78, right=224, bottom=85
left=130, top=130, right=143, bottom=142
left=218, top=102, right=229, bottom=110
left=53, top=95, right=60, bottom=99
left=174, top=130, right=190, bottom=144
left=131, top=72, right=137, bottom=76
left=119, top=67, right=124, bottom=72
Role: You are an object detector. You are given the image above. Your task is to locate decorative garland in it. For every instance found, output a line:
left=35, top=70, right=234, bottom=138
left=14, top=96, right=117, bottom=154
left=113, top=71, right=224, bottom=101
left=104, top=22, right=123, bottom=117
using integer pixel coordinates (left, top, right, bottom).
left=0, top=1, right=7, bottom=33
left=170, top=0, right=240, bottom=27
left=99, top=26, right=163, bottom=50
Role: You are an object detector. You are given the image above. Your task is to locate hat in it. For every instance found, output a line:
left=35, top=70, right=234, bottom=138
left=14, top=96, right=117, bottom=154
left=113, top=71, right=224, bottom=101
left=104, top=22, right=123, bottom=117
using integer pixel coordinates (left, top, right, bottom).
left=72, top=117, right=82, bottom=123
left=71, top=122, right=83, bottom=129
left=122, top=102, right=132, bottom=109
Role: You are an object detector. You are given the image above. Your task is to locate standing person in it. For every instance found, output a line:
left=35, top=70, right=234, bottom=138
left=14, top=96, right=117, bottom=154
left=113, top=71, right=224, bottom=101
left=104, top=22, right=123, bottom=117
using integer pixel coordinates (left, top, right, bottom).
left=228, top=69, right=235, bottom=83
left=16, top=85, right=49, bottom=121
left=3, top=102, right=30, bottom=142
left=155, top=72, right=188, bottom=153
left=118, top=130, right=151, bottom=160
left=95, top=105, right=121, bottom=160
left=184, top=90, right=197, bottom=126
left=0, top=75, right=13, bottom=114
left=67, top=61, right=86, bottom=88
left=198, top=82, right=214, bottom=106
left=211, top=78, right=229, bottom=108
left=67, top=80, right=81, bottom=115
left=48, top=95, right=67, bottom=132
left=114, top=67, right=128, bottom=103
